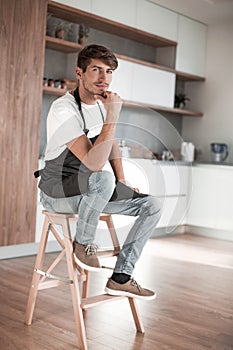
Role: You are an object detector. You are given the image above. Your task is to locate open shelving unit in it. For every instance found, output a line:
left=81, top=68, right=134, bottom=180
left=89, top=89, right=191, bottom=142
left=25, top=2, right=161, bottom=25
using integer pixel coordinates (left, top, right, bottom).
left=44, top=1, right=205, bottom=117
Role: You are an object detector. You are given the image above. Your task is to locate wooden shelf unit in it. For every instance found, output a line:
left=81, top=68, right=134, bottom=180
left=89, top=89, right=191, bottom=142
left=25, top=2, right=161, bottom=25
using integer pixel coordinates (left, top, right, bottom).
left=45, top=1, right=205, bottom=116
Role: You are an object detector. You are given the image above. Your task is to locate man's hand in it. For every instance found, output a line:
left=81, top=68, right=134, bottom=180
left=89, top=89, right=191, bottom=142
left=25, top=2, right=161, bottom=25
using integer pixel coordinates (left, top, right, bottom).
left=118, top=179, right=140, bottom=193
left=97, top=91, right=122, bottom=123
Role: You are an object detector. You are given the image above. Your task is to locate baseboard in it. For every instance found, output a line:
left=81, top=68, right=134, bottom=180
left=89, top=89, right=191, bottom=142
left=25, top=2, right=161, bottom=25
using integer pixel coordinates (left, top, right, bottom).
left=0, top=240, right=61, bottom=260
left=152, top=224, right=233, bottom=242
left=151, top=225, right=186, bottom=238
left=183, top=225, right=233, bottom=242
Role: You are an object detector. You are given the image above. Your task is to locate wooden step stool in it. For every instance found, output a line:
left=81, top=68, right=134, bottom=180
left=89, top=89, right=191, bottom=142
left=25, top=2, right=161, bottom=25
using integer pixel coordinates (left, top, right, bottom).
left=25, top=210, right=144, bottom=350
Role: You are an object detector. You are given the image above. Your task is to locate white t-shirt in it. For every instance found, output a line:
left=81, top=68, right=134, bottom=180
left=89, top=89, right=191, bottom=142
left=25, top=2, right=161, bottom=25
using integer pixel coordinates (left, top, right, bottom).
left=45, top=92, right=106, bottom=161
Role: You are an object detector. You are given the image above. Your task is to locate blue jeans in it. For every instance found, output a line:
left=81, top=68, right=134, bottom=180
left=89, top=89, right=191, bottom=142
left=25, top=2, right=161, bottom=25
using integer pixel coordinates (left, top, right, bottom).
left=40, top=171, right=161, bottom=275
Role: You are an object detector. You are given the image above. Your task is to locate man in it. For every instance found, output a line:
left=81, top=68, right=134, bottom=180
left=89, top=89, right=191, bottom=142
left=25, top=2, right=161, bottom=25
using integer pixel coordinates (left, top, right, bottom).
left=38, top=44, right=161, bottom=300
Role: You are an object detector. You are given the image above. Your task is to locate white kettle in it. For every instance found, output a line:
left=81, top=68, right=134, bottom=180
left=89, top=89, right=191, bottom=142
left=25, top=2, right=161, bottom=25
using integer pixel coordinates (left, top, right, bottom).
left=181, top=142, right=195, bottom=162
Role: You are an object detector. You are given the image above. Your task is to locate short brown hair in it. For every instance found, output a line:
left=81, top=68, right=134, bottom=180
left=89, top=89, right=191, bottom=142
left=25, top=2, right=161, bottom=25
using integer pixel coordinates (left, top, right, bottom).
left=77, top=44, right=118, bottom=72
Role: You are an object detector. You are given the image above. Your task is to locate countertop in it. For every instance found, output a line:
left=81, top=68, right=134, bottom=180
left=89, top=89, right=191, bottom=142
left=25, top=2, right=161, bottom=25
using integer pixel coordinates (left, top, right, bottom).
left=193, top=160, right=233, bottom=168
left=129, top=158, right=233, bottom=167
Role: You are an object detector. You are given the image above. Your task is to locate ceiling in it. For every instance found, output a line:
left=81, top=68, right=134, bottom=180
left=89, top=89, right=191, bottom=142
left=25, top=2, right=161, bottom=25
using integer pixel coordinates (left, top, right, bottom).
left=150, top=0, right=233, bottom=24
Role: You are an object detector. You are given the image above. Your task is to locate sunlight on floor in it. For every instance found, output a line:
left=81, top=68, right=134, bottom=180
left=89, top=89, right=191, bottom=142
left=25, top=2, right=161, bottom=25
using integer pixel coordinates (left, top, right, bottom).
left=143, top=234, right=233, bottom=270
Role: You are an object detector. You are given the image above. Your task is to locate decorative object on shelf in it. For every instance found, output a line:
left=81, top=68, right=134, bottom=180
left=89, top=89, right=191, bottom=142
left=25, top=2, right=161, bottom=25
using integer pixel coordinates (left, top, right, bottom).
left=78, top=24, right=90, bottom=46
left=174, top=93, right=190, bottom=109
left=55, top=27, right=65, bottom=40
left=46, top=14, right=72, bottom=41
left=55, top=20, right=72, bottom=40
left=63, top=78, right=77, bottom=90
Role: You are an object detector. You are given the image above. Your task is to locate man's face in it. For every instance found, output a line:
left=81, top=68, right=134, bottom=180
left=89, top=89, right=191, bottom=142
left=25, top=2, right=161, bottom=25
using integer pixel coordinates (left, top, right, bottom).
left=76, top=58, right=114, bottom=96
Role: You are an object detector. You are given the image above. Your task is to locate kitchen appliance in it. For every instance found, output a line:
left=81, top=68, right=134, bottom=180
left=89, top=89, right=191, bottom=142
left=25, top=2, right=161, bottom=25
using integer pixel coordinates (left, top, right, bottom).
left=181, top=142, right=195, bottom=162
left=211, top=143, right=228, bottom=162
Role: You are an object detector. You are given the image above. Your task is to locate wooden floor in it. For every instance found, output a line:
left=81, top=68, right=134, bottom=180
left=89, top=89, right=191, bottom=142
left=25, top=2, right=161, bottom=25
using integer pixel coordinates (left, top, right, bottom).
left=1, top=233, right=233, bottom=350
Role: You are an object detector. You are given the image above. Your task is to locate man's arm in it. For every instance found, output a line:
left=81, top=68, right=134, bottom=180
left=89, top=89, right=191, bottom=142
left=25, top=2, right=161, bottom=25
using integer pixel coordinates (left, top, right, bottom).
left=109, top=139, right=125, bottom=183
left=67, top=92, right=122, bottom=172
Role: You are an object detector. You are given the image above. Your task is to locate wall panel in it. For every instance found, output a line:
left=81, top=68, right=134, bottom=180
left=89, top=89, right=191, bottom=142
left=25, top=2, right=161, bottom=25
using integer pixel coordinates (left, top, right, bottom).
left=0, top=0, right=47, bottom=245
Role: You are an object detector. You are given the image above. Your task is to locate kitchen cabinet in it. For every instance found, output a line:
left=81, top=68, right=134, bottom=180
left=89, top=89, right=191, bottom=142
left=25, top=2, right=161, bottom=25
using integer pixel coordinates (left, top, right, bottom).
left=51, top=0, right=92, bottom=12
left=111, top=59, right=176, bottom=108
left=176, top=15, right=207, bottom=77
left=91, top=0, right=137, bottom=28
left=133, top=159, right=190, bottom=229
left=186, top=165, right=233, bottom=232
left=120, top=159, right=191, bottom=230
left=136, top=0, right=178, bottom=42
left=110, top=59, right=134, bottom=102
left=131, top=62, right=176, bottom=108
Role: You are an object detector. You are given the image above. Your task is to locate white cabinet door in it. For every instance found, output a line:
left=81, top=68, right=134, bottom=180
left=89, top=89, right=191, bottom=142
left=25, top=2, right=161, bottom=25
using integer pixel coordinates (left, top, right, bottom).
left=186, top=167, right=216, bottom=228
left=175, top=15, right=207, bottom=77
left=136, top=0, right=178, bottom=41
left=131, top=63, right=176, bottom=108
left=131, top=159, right=190, bottom=228
left=91, top=0, right=137, bottom=27
left=110, top=59, right=133, bottom=101
left=187, top=166, right=233, bottom=231
left=110, top=59, right=175, bottom=108
left=214, top=168, right=233, bottom=231
left=51, top=0, right=92, bottom=12
left=133, top=159, right=190, bottom=197
left=157, top=196, right=187, bottom=229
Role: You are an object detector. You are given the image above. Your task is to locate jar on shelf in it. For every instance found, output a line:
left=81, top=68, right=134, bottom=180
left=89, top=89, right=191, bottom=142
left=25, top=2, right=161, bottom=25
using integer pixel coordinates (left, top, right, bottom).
left=54, top=80, right=61, bottom=88
left=48, top=79, right=54, bottom=87
left=43, top=77, right=48, bottom=87
left=61, top=80, right=67, bottom=89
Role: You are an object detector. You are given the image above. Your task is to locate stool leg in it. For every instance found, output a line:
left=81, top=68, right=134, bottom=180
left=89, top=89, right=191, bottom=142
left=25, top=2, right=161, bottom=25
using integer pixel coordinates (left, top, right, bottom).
left=62, top=219, right=88, bottom=350
left=25, top=216, right=50, bottom=325
left=128, top=298, right=145, bottom=333
left=82, top=270, right=90, bottom=299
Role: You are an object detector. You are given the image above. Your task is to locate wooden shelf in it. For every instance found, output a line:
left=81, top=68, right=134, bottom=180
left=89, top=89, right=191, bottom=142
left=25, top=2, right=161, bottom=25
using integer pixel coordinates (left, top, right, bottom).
left=116, top=54, right=175, bottom=74
left=43, top=86, right=67, bottom=96
left=42, top=88, right=203, bottom=117
left=176, top=70, right=205, bottom=82
left=45, top=36, right=82, bottom=53
left=123, top=101, right=203, bottom=117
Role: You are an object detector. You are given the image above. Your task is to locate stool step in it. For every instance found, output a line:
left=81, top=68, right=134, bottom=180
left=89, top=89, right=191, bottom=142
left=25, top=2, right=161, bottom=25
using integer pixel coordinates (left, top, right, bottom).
left=97, top=249, right=120, bottom=258
left=81, top=294, right=125, bottom=310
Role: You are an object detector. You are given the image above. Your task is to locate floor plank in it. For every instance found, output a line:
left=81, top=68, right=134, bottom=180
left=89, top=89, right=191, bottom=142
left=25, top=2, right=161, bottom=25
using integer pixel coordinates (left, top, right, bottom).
left=0, top=233, right=233, bottom=350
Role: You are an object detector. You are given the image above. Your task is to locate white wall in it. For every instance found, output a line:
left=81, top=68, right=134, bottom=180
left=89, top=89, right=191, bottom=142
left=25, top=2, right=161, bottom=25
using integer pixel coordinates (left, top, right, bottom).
left=182, top=19, right=233, bottom=163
